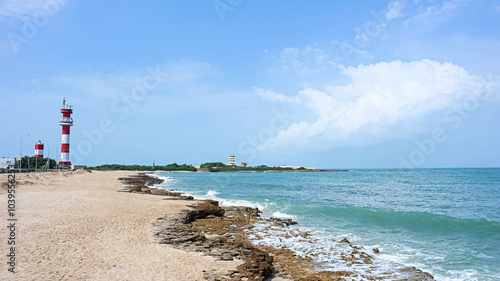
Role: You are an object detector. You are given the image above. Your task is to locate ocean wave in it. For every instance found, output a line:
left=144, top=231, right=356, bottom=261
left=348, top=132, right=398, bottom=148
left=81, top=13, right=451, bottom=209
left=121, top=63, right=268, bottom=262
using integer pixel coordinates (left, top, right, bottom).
left=153, top=171, right=500, bottom=280
left=150, top=174, right=174, bottom=183
left=206, top=189, right=220, bottom=197
left=320, top=206, right=500, bottom=235
left=174, top=188, right=291, bottom=220
left=271, top=211, right=297, bottom=219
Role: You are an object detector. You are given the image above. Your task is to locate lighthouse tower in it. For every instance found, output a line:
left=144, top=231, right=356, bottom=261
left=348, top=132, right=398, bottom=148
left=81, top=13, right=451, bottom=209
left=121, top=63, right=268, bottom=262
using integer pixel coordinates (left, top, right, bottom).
left=59, top=98, right=73, bottom=166
left=35, top=140, right=44, bottom=158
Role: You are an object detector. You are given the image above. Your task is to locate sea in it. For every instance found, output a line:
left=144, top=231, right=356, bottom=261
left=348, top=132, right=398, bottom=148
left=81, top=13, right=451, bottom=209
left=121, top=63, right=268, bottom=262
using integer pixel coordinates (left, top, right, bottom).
left=154, top=168, right=500, bottom=281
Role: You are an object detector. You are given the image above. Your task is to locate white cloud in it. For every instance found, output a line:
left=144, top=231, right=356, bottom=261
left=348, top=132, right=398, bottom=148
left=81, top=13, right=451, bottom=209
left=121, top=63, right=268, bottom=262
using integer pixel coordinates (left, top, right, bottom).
left=0, top=0, right=68, bottom=21
left=267, top=45, right=330, bottom=76
left=386, top=1, right=405, bottom=19
left=255, top=87, right=299, bottom=103
left=256, top=59, right=494, bottom=152
left=404, top=0, right=472, bottom=26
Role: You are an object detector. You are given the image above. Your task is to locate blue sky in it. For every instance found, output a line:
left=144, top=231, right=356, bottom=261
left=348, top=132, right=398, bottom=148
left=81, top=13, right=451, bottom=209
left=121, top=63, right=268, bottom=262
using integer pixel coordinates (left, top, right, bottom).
left=1, top=0, right=499, bottom=168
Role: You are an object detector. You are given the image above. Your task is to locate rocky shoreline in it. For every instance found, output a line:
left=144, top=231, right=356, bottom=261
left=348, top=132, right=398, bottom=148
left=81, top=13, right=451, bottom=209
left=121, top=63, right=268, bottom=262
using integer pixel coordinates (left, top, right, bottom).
left=119, top=173, right=434, bottom=280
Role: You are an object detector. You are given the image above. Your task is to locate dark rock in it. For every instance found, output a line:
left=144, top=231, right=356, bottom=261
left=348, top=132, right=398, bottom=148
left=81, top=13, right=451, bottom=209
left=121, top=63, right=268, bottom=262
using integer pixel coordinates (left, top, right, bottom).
left=267, top=217, right=298, bottom=227
left=398, top=266, right=434, bottom=280
left=119, top=174, right=163, bottom=192
left=340, top=238, right=351, bottom=244
left=152, top=201, right=274, bottom=281
left=134, top=171, right=433, bottom=281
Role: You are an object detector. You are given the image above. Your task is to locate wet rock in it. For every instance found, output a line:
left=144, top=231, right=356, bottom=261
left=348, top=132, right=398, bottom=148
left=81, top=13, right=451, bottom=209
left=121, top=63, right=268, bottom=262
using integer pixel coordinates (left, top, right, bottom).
left=153, top=203, right=274, bottom=281
left=184, top=201, right=225, bottom=222
left=122, top=173, right=434, bottom=281
left=118, top=174, right=194, bottom=201
left=268, top=217, right=298, bottom=227
left=340, top=238, right=351, bottom=244
left=397, top=266, right=434, bottom=280
left=119, top=173, right=163, bottom=192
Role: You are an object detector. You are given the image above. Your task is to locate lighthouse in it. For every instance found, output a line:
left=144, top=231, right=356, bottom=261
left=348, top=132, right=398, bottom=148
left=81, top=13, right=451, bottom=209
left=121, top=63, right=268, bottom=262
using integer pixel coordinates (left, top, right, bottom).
left=34, top=140, right=44, bottom=158
left=59, top=98, right=73, bottom=166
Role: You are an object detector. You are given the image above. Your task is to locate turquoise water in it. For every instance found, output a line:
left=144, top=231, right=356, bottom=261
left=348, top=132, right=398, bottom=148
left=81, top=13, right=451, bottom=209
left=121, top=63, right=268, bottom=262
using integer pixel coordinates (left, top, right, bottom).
left=155, top=168, right=500, bottom=280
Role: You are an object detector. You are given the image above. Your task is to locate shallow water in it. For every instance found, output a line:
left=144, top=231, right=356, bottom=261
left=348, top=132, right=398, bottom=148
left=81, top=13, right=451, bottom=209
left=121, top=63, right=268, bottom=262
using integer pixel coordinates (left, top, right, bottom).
left=155, top=168, right=500, bottom=281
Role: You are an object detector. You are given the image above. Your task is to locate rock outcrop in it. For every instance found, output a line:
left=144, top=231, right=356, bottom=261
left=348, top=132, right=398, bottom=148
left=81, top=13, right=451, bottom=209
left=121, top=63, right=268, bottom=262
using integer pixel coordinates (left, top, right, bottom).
left=119, top=173, right=434, bottom=281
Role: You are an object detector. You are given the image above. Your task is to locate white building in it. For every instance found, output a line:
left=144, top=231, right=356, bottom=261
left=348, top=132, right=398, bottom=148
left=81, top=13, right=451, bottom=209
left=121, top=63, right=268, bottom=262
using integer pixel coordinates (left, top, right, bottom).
left=71, top=165, right=87, bottom=170
left=0, top=157, right=16, bottom=169
left=228, top=154, right=236, bottom=166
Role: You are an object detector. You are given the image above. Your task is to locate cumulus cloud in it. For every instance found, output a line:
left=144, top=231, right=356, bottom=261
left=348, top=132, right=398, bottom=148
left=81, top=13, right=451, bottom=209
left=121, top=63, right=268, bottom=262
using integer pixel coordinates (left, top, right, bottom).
left=256, top=59, right=492, bottom=152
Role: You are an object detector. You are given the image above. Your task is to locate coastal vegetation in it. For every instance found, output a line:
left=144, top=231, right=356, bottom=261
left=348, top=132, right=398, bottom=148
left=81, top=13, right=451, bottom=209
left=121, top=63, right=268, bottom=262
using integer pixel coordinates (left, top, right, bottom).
left=6, top=156, right=57, bottom=170
left=90, top=163, right=197, bottom=172
left=200, top=162, right=298, bottom=172
left=89, top=162, right=307, bottom=172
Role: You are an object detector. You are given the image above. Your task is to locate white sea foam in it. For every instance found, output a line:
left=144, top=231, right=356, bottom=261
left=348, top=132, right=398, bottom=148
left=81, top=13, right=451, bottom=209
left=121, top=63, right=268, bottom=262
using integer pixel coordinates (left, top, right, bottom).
left=246, top=218, right=449, bottom=281
left=154, top=187, right=481, bottom=281
left=174, top=189, right=283, bottom=218
left=439, top=269, right=480, bottom=281
left=148, top=174, right=176, bottom=188
left=150, top=174, right=173, bottom=182
left=156, top=189, right=450, bottom=280
left=271, top=211, right=296, bottom=219
left=206, top=189, right=220, bottom=197
left=154, top=170, right=500, bottom=281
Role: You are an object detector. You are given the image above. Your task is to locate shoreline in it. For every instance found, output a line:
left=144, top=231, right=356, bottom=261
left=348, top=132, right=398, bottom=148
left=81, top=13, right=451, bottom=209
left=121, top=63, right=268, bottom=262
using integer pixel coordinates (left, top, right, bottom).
left=0, top=170, right=434, bottom=280
left=156, top=169, right=349, bottom=173
left=142, top=173, right=434, bottom=280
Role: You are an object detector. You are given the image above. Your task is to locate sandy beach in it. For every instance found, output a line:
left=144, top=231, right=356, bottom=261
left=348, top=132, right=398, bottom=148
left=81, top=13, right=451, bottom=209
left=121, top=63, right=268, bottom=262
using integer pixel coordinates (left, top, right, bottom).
left=0, top=170, right=242, bottom=281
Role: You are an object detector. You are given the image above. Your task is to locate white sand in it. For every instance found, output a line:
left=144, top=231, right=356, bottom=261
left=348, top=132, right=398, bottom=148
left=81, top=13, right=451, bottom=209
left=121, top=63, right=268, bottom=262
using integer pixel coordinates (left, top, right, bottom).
left=0, top=170, right=242, bottom=280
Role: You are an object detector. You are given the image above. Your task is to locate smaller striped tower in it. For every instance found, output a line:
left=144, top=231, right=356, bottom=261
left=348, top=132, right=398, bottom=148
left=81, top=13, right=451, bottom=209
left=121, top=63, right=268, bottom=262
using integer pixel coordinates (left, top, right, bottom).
left=35, top=140, right=44, bottom=158
left=59, top=98, right=73, bottom=166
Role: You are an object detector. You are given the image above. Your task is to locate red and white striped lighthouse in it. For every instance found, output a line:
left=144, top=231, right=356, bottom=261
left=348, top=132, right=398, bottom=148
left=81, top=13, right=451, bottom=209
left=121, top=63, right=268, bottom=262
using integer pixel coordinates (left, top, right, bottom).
left=35, top=140, right=44, bottom=158
left=59, top=98, right=74, bottom=166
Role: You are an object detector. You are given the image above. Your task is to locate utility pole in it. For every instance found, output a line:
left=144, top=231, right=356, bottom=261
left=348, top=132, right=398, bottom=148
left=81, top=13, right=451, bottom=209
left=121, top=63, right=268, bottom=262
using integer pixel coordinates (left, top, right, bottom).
left=27, top=139, right=32, bottom=170
left=47, top=144, right=56, bottom=170
left=46, top=145, right=52, bottom=170
left=13, top=134, right=30, bottom=173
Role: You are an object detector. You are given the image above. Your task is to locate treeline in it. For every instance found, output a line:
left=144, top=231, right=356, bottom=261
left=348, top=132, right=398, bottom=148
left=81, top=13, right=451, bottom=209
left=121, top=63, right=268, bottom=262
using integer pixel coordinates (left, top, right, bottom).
left=8, top=156, right=57, bottom=170
left=200, top=162, right=303, bottom=172
left=90, top=162, right=306, bottom=172
left=90, top=163, right=197, bottom=171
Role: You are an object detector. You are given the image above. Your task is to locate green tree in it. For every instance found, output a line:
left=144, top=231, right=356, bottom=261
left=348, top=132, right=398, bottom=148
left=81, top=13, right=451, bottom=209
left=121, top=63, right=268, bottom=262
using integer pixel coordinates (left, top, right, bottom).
left=200, top=162, right=226, bottom=169
left=19, top=156, right=56, bottom=170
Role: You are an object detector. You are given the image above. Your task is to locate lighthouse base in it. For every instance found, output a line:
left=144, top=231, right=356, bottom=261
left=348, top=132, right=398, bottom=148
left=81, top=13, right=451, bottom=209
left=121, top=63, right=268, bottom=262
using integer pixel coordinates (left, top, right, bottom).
left=59, top=161, right=72, bottom=166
